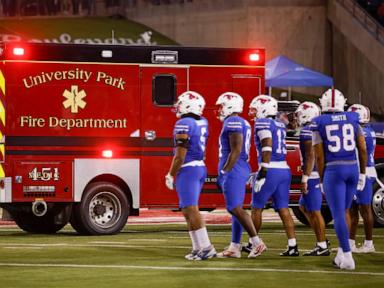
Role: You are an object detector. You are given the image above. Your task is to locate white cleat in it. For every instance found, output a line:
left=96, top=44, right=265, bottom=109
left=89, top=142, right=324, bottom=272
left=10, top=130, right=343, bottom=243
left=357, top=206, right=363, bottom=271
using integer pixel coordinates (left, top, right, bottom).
left=332, top=248, right=344, bottom=268
left=350, top=243, right=359, bottom=253
left=217, top=248, right=241, bottom=258
left=339, top=257, right=355, bottom=270
left=194, top=245, right=217, bottom=261
left=355, top=244, right=375, bottom=254
left=248, top=241, right=267, bottom=258
left=185, top=250, right=199, bottom=260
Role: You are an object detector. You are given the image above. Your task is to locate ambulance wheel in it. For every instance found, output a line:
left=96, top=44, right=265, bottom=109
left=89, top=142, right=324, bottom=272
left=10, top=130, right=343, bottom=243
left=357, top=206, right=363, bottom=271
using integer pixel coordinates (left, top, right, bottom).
left=291, top=206, right=333, bottom=226
left=13, top=209, right=68, bottom=234
left=372, top=177, right=384, bottom=227
left=70, top=182, right=129, bottom=235
left=291, top=207, right=309, bottom=225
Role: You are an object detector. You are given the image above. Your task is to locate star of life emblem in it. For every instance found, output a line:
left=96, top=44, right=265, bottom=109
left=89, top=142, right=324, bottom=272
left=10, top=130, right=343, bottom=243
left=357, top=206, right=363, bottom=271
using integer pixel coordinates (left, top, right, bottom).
left=63, top=85, right=87, bottom=113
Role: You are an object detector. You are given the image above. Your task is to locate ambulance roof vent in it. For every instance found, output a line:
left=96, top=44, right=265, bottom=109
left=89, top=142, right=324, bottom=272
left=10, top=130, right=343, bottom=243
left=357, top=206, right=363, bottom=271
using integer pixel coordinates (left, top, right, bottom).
left=151, top=50, right=178, bottom=64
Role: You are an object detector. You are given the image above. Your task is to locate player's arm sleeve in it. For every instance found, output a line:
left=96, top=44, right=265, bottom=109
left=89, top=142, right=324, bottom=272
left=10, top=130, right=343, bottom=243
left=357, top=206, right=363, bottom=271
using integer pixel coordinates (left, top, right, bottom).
left=168, top=120, right=190, bottom=176
left=174, top=119, right=191, bottom=136
left=255, top=119, right=272, bottom=140
left=255, top=119, right=272, bottom=165
left=310, top=122, right=322, bottom=145
left=226, top=118, right=243, bottom=134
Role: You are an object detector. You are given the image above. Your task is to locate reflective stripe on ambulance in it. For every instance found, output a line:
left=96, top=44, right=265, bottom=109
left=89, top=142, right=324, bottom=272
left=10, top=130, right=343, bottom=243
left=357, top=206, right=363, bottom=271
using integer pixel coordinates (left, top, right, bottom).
left=0, top=68, right=5, bottom=177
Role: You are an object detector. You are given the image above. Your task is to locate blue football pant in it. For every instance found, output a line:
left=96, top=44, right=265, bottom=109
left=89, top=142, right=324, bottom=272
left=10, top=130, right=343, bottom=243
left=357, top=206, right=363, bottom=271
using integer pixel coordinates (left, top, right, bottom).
left=175, top=166, right=207, bottom=208
left=299, top=178, right=322, bottom=212
left=252, top=168, right=291, bottom=211
left=220, top=161, right=250, bottom=244
left=355, top=176, right=375, bottom=205
left=323, top=164, right=358, bottom=252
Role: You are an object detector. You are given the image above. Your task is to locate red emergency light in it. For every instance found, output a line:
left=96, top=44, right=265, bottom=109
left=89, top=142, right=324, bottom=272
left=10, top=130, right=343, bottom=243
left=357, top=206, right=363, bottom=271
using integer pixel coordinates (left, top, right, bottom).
left=249, top=53, right=260, bottom=62
left=13, top=47, right=25, bottom=56
left=102, top=150, right=113, bottom=158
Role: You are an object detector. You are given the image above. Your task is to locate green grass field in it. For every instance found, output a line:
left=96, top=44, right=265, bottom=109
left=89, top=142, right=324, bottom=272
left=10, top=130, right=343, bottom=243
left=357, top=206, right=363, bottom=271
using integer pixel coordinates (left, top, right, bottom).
left=0, top=221, right=383, bottom=288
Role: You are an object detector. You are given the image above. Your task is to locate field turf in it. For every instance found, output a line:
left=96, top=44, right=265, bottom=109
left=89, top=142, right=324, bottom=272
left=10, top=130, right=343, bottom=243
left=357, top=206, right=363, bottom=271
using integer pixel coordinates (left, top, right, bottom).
left=0, top=220, right=383, bottom=288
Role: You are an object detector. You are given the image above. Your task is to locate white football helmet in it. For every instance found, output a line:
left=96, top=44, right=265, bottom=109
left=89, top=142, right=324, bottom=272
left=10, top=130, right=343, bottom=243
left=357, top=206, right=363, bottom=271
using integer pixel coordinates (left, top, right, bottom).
left=295, top=101, right=321, bottom=126
left=215, top=92, right=244, bottom=121
left=249, top=95, right=278, bottom=119
left=319, top=88, right=346, bottom=112
left=174, top=91, right=206, bottom=118
left=347, top=104, right=370, bottom=124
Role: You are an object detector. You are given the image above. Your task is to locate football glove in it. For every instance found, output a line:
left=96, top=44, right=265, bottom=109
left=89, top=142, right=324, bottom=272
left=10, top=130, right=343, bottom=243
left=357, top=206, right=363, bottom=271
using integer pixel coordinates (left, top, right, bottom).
left=254, top=168, right=267, bottom=193
left=319, top=183, right=324, bottom=195
left=357, top=173, right=366, bottom=191
left=247, top=172, right=256, bottom=186
left=301, top=175, right=309, bottom=195
left=165, top=173, right=174, bottom=190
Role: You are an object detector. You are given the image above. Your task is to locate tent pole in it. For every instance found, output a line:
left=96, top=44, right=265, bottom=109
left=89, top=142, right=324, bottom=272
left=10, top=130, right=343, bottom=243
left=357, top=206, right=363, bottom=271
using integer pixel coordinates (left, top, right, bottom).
left=269, top=86, right=272, bottom=96
left=288, top=87, right=291, bottom=101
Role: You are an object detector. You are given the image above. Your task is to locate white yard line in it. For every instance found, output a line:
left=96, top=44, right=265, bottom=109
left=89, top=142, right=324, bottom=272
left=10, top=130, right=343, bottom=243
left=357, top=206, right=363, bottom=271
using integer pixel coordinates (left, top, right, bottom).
left=0, top=242, right=382, bottom=254
left=0, top=262, right=383, bottom=277
left=0, top=243, right=191, bottom=249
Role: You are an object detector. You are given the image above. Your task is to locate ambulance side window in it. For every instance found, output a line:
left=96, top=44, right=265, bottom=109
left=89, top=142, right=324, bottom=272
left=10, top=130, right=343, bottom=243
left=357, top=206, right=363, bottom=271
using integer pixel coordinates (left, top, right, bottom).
left=153, top=74, right=176, bottom=106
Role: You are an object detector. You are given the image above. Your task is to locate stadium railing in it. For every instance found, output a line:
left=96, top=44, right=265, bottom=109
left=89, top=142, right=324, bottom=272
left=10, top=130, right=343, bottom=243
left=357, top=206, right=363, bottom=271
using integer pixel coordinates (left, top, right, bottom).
left=337, top=0, right=384, bottom=45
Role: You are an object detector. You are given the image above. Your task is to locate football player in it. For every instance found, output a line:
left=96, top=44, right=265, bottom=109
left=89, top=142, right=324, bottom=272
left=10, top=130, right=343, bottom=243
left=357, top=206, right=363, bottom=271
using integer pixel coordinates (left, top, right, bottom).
left=249, top=95, right=299, bottom=256
left=347, top=104, right=376, bottom=253
left=295, top=101, right=330, bottom=256
left=312, top=89, right=367, bottom=270
left=165, top=91, right=216, bottom=261
left=215, top=92, right=267, bottom=259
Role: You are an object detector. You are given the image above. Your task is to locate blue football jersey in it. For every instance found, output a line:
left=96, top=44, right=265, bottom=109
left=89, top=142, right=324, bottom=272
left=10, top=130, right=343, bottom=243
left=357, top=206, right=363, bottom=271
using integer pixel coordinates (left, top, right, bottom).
left=173, top=116, right=208, bottom=163
left=312, top=112, right=361, bottom=163
left=299, top=124, right=317, bottom=172
left=219, top=115, right=251, bottom=164
left=254, top=118, right=287, bottom=162
left=363, top=125, right=376, bottom=167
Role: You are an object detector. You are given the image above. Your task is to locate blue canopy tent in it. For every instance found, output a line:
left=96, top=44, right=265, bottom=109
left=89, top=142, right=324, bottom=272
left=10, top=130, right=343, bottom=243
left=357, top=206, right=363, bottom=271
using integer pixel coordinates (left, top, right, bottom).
left=266, top=55, right=333, bottom=99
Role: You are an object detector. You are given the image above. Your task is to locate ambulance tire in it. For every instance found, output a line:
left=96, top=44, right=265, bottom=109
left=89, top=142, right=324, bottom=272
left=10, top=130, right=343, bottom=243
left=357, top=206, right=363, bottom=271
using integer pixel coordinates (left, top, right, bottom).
left=291, top=207, right=309, bottom=225
left=291, top=206, right=333, bottom=226
left=13, top=211, right=67, bottom=234
left=372, top=176, right=384, bottom=227
left=70, top=182, right=129, bottom=235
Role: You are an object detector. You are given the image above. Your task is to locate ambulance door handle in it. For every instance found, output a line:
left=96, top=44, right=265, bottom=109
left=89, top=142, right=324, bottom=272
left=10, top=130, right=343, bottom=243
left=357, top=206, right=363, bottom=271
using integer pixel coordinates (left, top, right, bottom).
left=145, top=130, right=156, bottom=141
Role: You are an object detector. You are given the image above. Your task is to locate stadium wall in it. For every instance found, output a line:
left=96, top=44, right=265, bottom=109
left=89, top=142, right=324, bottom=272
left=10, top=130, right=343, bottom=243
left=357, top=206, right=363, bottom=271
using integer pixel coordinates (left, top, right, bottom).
left=126, top=0, right=330, bottom=92
left=328, top=0, right=384, bottom=117
left=126, top=0, right=382, bottom=116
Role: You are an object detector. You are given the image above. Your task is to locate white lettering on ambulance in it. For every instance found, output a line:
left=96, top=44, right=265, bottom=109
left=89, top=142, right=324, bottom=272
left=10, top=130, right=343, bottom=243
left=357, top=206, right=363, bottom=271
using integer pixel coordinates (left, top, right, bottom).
left=96, top=72, right=125, bottom=90
left=22, top=68, right=93, bottom=88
